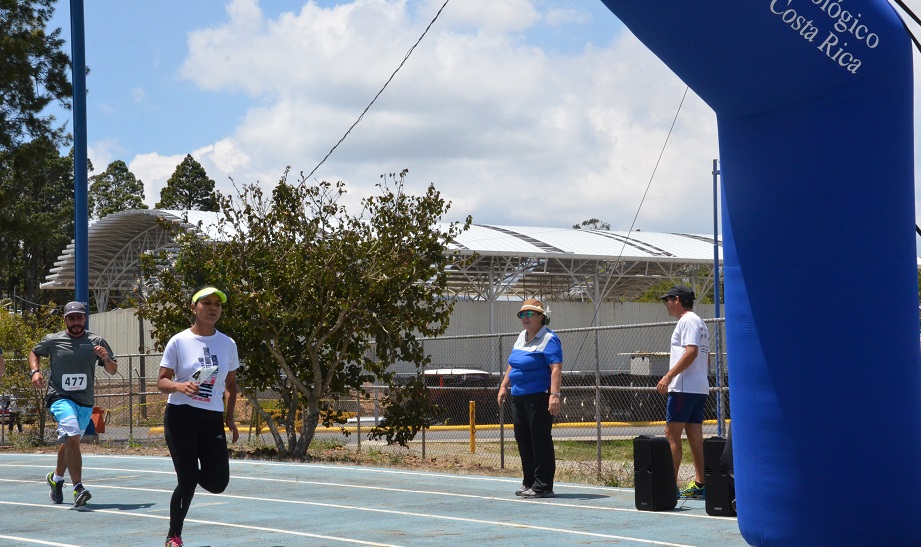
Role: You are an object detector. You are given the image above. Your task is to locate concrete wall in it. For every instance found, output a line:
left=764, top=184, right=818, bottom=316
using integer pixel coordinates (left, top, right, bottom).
left=89, top=301, right=719, bottom=358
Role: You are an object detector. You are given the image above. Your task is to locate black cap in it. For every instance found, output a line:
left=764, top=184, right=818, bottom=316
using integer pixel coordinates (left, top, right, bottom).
left=63, top=301, right=87, bottom=316
left=660, top=285, right=695, bottom=301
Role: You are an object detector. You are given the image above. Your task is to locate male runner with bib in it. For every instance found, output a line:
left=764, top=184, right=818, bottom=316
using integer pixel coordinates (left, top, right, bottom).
left=30, top=301, right=118, bottom=506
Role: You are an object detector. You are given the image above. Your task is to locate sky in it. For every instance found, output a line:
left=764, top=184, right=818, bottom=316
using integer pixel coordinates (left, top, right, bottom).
left=44, top=0, right=921, bottom=237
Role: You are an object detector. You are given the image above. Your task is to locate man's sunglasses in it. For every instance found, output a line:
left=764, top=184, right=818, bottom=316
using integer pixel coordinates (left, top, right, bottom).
left=517, top=310, right=540, bottom=318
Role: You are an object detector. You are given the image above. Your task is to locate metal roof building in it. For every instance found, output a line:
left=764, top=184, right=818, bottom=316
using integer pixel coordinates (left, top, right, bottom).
left=41, top=209, right=721, bottom=311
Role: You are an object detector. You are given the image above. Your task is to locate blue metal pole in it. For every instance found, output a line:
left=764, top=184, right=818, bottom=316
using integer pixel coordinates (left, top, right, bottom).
left=70, top=0, right=89, bottom=312
left=712, top=158, right=722, bottom=436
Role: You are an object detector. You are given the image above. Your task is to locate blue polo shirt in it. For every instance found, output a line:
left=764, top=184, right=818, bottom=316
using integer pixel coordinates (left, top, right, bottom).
left=507, top=326, right=563, bottom=396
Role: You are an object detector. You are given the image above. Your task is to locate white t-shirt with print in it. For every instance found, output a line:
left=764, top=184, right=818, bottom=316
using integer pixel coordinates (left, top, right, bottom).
left=668, top=311, right=710, bottom=395
left=160, top=328, right=240, bottom=412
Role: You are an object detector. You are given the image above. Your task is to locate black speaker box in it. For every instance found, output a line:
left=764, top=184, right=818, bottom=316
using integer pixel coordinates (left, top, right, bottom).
left=633, top=435, right=677, bottom=511
left=704, top=436, right=736, bottom=516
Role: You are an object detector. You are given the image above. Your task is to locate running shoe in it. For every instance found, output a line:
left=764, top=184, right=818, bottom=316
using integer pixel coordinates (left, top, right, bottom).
left=515, top=484, right=532, bottom=496
left=165, top=535, right=184, bottom=547
left=73, top=485, right=92, bottom=507
left=519, top=488, right=555, bottom=498
left=678, top=482, right=706, bottom=499
left=46, top=472, right=64, bottom=504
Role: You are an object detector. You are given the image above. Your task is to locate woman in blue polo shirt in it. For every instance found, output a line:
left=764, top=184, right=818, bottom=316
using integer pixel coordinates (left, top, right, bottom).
left=497, top=299, right=563, bottom=498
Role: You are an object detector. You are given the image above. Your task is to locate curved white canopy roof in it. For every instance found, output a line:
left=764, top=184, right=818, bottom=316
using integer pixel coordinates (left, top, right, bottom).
left=41, top=209, right=722, bottom=310
left=452, top=224, right=717, bottom=262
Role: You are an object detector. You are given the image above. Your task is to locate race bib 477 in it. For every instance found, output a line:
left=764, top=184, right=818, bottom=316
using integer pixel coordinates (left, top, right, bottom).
left=61, top=373, right=88, bottom=391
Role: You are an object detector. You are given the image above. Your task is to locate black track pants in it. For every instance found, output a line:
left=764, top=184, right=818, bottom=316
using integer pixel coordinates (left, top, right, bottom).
left=512, top=392, right=555, bottom=493
left=164, top=403, right=230, bottom=537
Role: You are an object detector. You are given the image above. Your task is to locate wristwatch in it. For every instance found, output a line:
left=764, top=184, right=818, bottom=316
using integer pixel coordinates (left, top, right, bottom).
left=550, top=392, right=561, bottom=397
left=29, top=369, right=40, bottom=378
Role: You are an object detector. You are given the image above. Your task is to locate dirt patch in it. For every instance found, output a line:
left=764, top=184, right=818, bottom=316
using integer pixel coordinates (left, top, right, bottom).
left=13, top=442, right=519, bottom=478
left=20, top=443, right=172, bottom=458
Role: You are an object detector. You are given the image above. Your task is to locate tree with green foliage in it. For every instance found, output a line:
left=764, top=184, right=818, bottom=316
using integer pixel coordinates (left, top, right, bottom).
left=155, top=154, right=219, bottom=211
left=140, top=169, right=471, bottom=458
left=0, top=0, right=74, bottom=305
left=572, top=218, right=612, bottom=230
left=0, top=140, right=78, bottom=304
left=89, top=160, right=148, bottom=219
left=0, top=0, right=72, bottom=153
left=633, top=272, right=715, bottom=304
left=1, top=306, right=65, bottom=443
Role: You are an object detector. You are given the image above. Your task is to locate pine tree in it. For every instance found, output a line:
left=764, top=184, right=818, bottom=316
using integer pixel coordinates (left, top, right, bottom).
left=89, top=160, right=148, bottom=218
left=0, top=0, right=73, bottom=153
left=155, top=154, right=219, bottom=211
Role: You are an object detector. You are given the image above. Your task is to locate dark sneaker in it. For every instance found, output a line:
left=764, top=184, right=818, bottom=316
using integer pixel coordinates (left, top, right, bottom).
left=515, top=484, right=532, bottom=496
left=46, top=472, right=64, bottom=504
left=678, top=482, right=705, bottom=500
left=73, top=485, right=92, bottom=507
left=520, top=488, right=555, bottom=498
left=165, top=535, right=184, bottom=547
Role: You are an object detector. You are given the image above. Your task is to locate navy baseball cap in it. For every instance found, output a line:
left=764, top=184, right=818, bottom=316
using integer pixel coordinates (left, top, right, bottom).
left=659, top=285, right=695, bottom=301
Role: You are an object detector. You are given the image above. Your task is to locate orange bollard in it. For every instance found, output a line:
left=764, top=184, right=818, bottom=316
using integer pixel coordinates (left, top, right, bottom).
left=469, top=400, right=476, bottom=454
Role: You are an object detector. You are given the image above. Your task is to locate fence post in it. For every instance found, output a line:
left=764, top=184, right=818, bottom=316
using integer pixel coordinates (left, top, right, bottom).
left=498, top=334, right=505, bottom=469
left=595, top=367, right=602, bottom=477
left=356, top=390, right=361, bottom=454
left=138, top=312, right=148, bottom=420
left=1, top=396, right=6, bottom=446
left=128, top=354, right=134, bottom=442
left=593, top=273, right=603, bottom=477
left=250, top=391, right=260, bottom=442
left=716, top=319, right=726, bottom=436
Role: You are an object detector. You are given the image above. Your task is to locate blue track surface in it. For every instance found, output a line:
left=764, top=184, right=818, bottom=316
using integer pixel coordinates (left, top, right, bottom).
left=0, top=452, right=745, bottom=546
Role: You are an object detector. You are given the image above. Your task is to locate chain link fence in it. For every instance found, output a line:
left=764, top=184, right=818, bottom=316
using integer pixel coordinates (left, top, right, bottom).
left=2, top=319, right=728, bottom=482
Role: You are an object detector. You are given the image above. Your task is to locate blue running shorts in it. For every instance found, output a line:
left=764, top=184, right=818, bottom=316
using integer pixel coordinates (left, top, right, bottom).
left=666, top=392, right=707, bottom=424
left=49, top=399, right=92, bottom=442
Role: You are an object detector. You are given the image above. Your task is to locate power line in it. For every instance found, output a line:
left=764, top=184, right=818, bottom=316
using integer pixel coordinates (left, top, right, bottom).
left=567, top=87, right=691, bottom=368
left=11, top=294, right=61, bottom=311
left=599, top=86, right=691, bottom=301
left=303, top=0, right=452, bottom=183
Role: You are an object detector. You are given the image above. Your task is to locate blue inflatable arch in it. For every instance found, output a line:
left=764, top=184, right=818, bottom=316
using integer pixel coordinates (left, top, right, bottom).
left=599, top=1, right=921, bottom=544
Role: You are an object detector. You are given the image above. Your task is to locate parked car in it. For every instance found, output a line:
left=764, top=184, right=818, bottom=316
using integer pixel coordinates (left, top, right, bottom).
left=423, top=369, right=500, bottom=425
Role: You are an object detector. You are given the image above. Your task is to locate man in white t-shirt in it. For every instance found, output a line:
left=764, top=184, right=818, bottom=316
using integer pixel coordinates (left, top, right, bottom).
left=656, top=285, right=710, bottom=499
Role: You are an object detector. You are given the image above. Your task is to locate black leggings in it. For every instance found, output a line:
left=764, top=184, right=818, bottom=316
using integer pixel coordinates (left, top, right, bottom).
left=164, top=403, right=230, bottom=537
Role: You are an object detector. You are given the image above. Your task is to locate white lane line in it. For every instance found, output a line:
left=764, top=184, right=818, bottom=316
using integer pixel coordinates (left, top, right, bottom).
left=231, top=459, right=633, bottom=492
left=0, top=536, right=79, bottom=547
left=0, top=501, right=400, bottom=546
left=191, top=501, right=229, bottom=508
left=0, top=465, right=712, bottom=521
left=0, top=454, right=630, bottom=493
left=0, top=484, right=696, bottom=546
left=0, top=464, right=175, bottom=476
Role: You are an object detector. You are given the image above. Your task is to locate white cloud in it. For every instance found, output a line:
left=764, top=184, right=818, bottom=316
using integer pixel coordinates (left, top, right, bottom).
left=542, top=7, right=589, bottom=27
left=157, top=0, right=720, bottom=233
left=130, top=152, right=187, bottom=205
left=87, top=139, right=123, bottom=175
left=198, top=138, right=251, bottom=177
left=427, top=0, right=540, bottom=33
left=130, top=87, right=147, bottom=103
